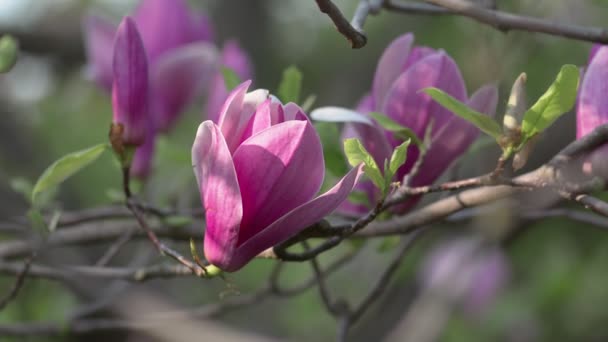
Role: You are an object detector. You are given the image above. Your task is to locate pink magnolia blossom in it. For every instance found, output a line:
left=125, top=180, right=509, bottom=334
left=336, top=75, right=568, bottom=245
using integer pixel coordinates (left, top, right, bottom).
left=314, top=33, right=498, bottom=215
left=84, top=0, right=237, bottom=177
left=192, top=81, right=363, bottom=271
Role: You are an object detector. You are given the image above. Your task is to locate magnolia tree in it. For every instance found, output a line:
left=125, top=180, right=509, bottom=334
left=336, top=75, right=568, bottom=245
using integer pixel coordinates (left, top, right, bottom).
left=1, top=0, right=608, bottom=341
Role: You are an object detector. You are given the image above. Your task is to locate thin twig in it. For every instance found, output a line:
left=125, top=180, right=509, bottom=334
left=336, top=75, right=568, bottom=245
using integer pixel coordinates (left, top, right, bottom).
left=95, top=228, right=137, bottom=266
left=304, top=241, right=349, bottom=317
left=350, top=232, right=421, bottom=323
left=315, top=0, right=367, bottom=48
left=0, top=254, right=34, bottom=311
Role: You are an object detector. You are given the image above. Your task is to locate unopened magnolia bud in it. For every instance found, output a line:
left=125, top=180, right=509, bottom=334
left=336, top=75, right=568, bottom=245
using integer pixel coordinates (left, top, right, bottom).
left=503, top=73, right=527, bottom=134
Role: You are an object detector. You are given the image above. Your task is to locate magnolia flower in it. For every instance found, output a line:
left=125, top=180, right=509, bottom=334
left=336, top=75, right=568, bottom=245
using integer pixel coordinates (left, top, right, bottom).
left=192, top=81, right=363, bottom=271
left=312, top=33, right=498, bottom=215
left=577, top=44, right=608, bottom=177
left=84, top=0, right=247, bottom=178
left=112, top=17, right=148, bottom=147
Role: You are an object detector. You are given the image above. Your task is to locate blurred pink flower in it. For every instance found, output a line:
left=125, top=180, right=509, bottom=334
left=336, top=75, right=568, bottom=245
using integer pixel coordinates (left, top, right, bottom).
left=314, top=33, right=498, bottom=215
left=577, top=44, right=608, bottom=177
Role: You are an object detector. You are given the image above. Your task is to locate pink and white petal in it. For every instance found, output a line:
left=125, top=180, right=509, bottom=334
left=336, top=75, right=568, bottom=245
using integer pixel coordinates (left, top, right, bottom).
left=373, top=33, right=414, bottom=108
left=228, top=164, right=364, bottom=272
left=217, top=81, right=266, bottom=153
left=577, top=45, right=608, bottom=138
left=232, top=120, right=325, bottom=245
left=192, top=121, right=243, bottom=270
left=152, top=42, right=219, bottom=132
left=83, top=15, right=116, bottom=91
left=310, top=107, right=374, bottom=125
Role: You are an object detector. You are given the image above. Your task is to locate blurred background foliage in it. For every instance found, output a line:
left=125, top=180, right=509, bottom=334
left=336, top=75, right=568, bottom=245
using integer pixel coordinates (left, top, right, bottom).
left=1, top=0, right=608, bottom=341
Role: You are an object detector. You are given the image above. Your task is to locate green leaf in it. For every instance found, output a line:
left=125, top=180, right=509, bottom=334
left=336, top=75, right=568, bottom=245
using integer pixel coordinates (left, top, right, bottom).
left=220, top=67, right=241, bottom=91
left=0, top=35, right=18, bottom=73
left=369, top=112, right=423, bottom=147
left=424, top=87, right=502, bottom=139
left=344, top=138, right=385, bottom=192
left=301, top=94, right=317, bottom=112
left=386, top=139, right=411, bottom=184
left=32, top=144, right=108, bottom=204
left=277, top=66, right=302, bottom=104
left=10, top=177, right=33, bottom=203
left=521, top=64, right=579, bottom=142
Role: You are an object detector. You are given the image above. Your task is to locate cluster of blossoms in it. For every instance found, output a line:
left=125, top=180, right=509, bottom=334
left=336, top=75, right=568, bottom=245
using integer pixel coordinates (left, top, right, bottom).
left=84, top=0, right=251, bottom=177
left=84, top=1, right=607, bottom=275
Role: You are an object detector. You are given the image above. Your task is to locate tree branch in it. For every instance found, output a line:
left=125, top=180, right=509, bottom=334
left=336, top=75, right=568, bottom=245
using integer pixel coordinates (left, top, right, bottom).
left=420, top=0, right=608, bottom=43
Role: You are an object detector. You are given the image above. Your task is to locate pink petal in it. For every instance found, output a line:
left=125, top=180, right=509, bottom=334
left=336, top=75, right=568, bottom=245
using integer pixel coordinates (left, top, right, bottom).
left=228, top=164, right=364, bottom=272
left=577, top=45, right=608, bottom=138
left=151, top=42, right=219, bottom=132
left=133, top=0, right=201, bottom=62
left=372, top=33, right=414, bottom=108
left=83, top=15, right=116, bottom=91
left=232, top=120, right=325, bottom=247
left=403, top=46, right=436, bottom=70
left=589, top=44, right=602, bottom=65
left=112, top=17, right=149, bottom=146
left=283, top=103, right=308, bottom=121
left=220, top=40, right=253, bottom=81
left=355, top=94, right=375, bottom=113
left=383, top=51, right=467, bottom=138
left=218, top=81, right=269, bottom=153
left=239, top=99, right=273, bottom=143
left=188, top=12, right=214, bottom=43
left=192, top=121, right=243, bottom=270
